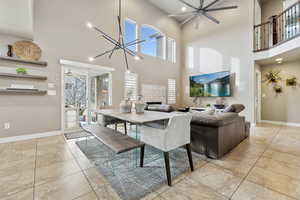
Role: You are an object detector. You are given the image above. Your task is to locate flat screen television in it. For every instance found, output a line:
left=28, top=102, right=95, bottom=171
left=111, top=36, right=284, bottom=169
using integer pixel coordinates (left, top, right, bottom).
left=190, top=71, right=231, bottom=97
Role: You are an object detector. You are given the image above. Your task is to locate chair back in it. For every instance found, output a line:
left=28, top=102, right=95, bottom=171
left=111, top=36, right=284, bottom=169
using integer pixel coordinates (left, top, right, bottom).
left=164, top=114, right=192, bottom=151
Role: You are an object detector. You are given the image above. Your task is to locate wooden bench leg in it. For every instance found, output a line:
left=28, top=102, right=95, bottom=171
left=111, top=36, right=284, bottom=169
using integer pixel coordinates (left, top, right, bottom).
left=140, top=145, right=145, bottom=168
left=186, top=144, right=194, bottom=171
left=164, top=152, right=172, bottom=186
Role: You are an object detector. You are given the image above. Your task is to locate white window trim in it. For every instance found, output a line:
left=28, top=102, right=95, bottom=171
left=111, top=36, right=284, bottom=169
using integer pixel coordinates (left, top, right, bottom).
left=140, top=24, right=166, bottom=60
left=168, top=79, right=176, bottom=105
left=167, top=37, right=176, bottom=63
left=124, top=71, right=138, bottom=101
left=124, top=18, right=138, bottom=52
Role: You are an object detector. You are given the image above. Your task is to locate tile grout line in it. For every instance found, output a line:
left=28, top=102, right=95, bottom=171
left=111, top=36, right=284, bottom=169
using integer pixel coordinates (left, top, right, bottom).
left=243, top=126, right=300, bottom=200
left=32, top=139, right=38, bottom=200
left=228, top=126, right=284, bottom=200
left=65, top=136, right=101, bottom=200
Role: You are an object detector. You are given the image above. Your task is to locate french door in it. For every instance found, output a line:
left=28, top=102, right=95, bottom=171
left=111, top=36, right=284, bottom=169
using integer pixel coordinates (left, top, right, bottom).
left=63, top=67, right=112, bottom=132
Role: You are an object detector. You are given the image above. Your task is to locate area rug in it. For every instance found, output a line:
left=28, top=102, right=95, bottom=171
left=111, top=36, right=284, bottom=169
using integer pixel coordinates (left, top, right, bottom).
left=76, top=136, right=204, bottom=200
left=64, top=131, right=90, bottom=140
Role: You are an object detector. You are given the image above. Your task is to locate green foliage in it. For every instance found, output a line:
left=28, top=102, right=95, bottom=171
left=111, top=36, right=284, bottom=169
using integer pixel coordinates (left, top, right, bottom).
left=16, top=68, right=27, bottom=74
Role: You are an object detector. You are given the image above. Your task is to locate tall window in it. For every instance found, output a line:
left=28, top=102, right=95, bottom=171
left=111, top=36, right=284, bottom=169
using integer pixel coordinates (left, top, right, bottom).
left=168, top=79, right=176, bottom=104
left=125, top=71, right=138, bottom=101
left=124, top=19, right=137, bottom=51
left=167, top=38, right=176, bottom=63
left=140, top=25, right=166, bottom=59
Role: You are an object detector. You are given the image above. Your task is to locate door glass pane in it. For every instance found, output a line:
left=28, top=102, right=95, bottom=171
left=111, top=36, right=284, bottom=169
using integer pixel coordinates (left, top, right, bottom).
left=89, top=73, right=111, bottom=124
left=64, top=69, right=87, bottom=129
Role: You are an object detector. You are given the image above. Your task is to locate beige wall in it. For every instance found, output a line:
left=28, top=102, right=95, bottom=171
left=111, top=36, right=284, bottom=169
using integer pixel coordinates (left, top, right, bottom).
left=180, top=0, right=255, bottom=122
left=261, top=0, right=283, bottom=22
left=0, top=0, right=182, bottom=138
left=261, top=60, right=300, bottom=123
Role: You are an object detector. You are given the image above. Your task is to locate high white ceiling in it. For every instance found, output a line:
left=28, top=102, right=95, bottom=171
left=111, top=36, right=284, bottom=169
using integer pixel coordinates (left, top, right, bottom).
left=0, top=0, right=34, bottom=39
left=147, top=0, right=233, bottom=22
left=257, top=47, right=300, bottom=66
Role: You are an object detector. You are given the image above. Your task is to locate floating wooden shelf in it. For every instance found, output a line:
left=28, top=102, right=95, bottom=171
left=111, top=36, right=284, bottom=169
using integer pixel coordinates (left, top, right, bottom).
left=0, top=89, right=47, bottom=95
left=0, top=56, right=48, bottom=66
left=0, top=72, right=47, bottom=80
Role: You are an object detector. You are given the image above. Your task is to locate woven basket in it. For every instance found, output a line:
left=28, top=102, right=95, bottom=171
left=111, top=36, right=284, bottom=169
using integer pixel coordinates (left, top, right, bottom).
left=12, top=41, right=42, bottom=61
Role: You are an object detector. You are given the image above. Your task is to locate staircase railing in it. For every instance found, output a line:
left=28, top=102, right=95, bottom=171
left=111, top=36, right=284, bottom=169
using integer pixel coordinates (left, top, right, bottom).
left=254, top=1, right=300, bottom=52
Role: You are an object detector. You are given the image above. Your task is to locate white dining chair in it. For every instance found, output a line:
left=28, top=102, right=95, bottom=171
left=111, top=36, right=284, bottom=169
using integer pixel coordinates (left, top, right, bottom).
left=140, top=114, right=194, bottom=186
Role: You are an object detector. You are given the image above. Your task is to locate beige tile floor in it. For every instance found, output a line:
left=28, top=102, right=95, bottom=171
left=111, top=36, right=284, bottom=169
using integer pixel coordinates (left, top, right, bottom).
left=1, top=123, right=300, bottom=200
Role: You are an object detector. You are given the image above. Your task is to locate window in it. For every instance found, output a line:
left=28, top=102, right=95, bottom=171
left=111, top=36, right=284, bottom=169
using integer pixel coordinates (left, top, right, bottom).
left=124, top=19, right=137, bottom=51
left=140, top=25, right=166, bottom=59
left=168, top=79, right=176, bottom=104
left=125, top=71, right=138, bottom=101
left=167, top=38, right=176, bottom=63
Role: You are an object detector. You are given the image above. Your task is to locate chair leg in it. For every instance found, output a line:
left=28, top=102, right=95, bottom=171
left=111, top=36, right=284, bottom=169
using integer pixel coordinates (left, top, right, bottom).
left=186, top=144, right=194, bottom=171
left=115, top=123, right=117, bottom=131
left=140, top=145, right=145, bottom=168
left=163, top=152, right=172, bottom=186
left=124, top=122, right=127, bottom=135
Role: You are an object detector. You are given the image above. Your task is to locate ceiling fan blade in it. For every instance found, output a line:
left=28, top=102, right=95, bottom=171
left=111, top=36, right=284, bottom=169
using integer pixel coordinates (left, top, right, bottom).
left=181, top=15, right=198, bottom=25
left=201, top=12, right=220, bottom=24
left=178, top=0, right=198, bottom=10
left=200, top=0, right=204, bottom=8
left=205, top=6, right=238, bottom=12
left=168, top=11, right=197, bottom=17
left=203, top=0, right=220, bottom=9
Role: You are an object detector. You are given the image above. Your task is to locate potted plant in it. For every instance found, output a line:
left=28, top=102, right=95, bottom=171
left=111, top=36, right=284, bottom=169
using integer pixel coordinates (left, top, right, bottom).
left=264, top=70, right=282, bottom=85
left=274, top=85, right=282, bottom=93
left=286, top=77, right=297, bottom=86
left=16, top=68, right=27, bottom=75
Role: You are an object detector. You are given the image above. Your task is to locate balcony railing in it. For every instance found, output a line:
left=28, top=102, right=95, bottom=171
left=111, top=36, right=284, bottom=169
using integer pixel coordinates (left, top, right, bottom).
left=254, top=1, right=300, bottom=52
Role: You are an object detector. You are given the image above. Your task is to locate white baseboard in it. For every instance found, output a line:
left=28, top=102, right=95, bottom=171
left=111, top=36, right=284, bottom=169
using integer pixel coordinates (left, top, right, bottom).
left=261, top=120, right=300, bottom=127
left=0, top=130, right=62, bottom=144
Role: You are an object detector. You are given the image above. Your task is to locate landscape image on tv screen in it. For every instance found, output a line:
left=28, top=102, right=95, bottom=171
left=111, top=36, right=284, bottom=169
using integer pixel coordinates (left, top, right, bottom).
left=190, top=71, right=231, bottom=97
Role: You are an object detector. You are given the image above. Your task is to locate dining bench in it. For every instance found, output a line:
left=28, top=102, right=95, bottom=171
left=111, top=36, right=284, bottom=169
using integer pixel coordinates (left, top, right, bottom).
left=81, top=124, right=145, bottom=167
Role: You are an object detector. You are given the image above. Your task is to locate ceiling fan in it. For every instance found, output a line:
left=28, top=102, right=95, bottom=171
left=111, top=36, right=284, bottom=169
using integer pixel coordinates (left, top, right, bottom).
left=169, top=0, right=238, bottom=26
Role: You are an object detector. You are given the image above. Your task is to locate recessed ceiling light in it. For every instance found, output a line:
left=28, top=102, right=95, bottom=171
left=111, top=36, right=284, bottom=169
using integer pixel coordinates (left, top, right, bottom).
left=275, top=58, right=283, bottom=63
left=181, top=7, right=187, bottom=12
left=134, top=55, right=141, bottom=61
left=86, top=22, right=93, bottom=29
left=88, top=57, right=95, bottom=62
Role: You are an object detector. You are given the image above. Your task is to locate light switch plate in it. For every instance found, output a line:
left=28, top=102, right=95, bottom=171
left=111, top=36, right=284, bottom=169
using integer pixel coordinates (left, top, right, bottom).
left=48, top=90, right=57, bottom=96
left=4, top=123, right=10, bottom=129
left=48, top=83, right=55, bottom=88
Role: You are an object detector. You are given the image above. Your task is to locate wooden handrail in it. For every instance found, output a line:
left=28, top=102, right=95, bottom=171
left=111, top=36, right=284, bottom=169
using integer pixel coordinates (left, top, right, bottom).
left=276, top=1, right=300, bottom=19
left=254, top=21, right=271, bottom=28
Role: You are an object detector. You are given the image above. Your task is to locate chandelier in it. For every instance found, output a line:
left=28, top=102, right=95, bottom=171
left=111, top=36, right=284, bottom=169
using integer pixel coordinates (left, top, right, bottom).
left=86, top=0, right=145, bottom=70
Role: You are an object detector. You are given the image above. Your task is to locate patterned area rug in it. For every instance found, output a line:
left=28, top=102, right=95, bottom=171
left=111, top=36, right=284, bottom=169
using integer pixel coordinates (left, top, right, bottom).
left=76, top=136, right=203, bottom=200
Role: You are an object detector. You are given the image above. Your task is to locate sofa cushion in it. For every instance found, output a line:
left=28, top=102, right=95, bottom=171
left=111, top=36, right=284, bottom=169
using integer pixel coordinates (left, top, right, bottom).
left=191, top=111, right=239, bottom=127
left=224, top=104, right=245, bottom=113
left=147, top=104, right=174, bottom=113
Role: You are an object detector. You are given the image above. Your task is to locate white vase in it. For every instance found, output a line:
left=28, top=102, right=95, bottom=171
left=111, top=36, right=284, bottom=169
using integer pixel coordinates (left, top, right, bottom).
left=120, top=99, right=132, bottom=113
